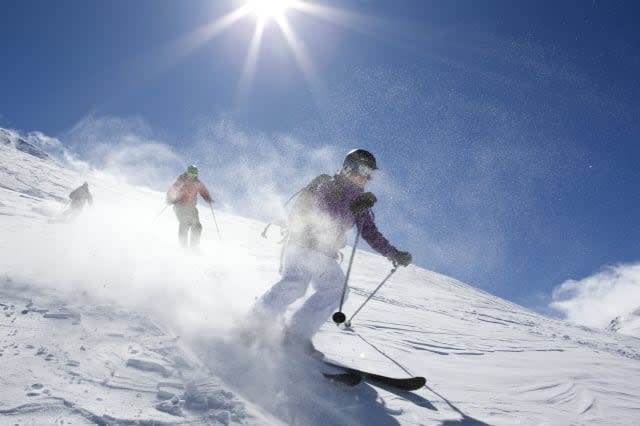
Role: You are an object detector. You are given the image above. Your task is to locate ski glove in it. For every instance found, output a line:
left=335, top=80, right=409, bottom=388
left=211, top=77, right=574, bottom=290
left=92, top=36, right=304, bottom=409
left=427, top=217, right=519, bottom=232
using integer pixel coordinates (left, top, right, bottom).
left=388, top=249, right=412, bottom=267
left=350, top=192, right=377, bottom=214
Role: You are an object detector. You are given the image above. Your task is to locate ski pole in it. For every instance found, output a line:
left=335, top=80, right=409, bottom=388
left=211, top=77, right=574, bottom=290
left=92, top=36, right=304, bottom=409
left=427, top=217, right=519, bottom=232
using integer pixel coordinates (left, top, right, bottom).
left=344, top=265, right=397, bottom=327
left=261, top=223, right=272, bottom=238
left=153, top=204, right=169, bottom=223
left=209, top=201, right=221, bottom=239
left=332, top=224, right=362, bottom=325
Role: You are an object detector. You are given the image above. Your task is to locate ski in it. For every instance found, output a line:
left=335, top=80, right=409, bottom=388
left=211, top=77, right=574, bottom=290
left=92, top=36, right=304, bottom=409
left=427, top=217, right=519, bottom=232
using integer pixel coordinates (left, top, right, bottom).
left=323, top=360, right=426, bottom=391
left=322, top=371, right=362, bottom=386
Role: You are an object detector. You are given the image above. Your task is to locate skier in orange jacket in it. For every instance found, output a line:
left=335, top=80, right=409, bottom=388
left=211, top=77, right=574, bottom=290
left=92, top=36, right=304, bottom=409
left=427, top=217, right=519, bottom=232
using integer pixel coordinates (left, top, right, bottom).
left=166, top=165, right=213, bottom=249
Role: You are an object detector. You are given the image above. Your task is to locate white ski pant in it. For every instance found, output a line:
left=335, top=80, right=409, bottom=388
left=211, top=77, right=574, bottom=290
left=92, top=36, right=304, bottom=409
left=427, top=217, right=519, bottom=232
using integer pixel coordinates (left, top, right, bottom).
left=252, top=244, right=345, bottom=340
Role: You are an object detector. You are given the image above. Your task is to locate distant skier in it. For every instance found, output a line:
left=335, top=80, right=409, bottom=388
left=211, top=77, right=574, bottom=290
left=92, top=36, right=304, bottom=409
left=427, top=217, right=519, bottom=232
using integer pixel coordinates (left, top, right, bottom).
left=166, top=165, right=213, bottom=249
left=249, top=149, right=412, bottom=352
left=59, top=182, right=93, bottom=222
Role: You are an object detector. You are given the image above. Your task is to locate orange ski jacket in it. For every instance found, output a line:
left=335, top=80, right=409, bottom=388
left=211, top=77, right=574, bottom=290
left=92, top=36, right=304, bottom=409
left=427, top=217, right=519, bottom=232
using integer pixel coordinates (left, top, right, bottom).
left=167, top=173, right=212, bottom=206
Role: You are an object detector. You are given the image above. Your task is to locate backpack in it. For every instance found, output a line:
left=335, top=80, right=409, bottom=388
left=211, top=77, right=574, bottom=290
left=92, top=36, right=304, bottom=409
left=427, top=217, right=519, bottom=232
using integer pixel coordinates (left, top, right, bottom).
left=262, top=174, right=333, bottom=241
left=287, top=173, right=333, bottom=235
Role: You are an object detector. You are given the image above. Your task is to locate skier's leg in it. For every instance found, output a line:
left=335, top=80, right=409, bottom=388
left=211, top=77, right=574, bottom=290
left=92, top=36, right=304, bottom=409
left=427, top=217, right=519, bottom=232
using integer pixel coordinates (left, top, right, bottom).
left=252, top=269, right=310, bottom=319
left=178, top=222, right=189, bottom=247
left=190, top=208, right=202, bottom=248
left=287, top=254, right=344, bottom=341
left=174, top=206, right=189, bottom=247
left=250, top=245, right=312, bottom=321
left=59, top=208, right=72, bottom=222
left=67, top=207, right=81, bottom=222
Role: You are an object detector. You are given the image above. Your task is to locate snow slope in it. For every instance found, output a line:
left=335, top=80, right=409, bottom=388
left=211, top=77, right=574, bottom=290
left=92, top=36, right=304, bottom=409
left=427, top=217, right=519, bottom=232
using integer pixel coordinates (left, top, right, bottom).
left=0, top=128, right=50, bottom=161
left=1, top=130, right=640, bottom=425
left=607, top=307, right=640, bottom=338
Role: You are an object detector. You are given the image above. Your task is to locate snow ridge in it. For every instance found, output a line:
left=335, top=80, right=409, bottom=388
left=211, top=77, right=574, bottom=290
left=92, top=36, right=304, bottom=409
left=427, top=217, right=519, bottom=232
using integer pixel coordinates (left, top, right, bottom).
left=0, top=128, right=50, bottom=161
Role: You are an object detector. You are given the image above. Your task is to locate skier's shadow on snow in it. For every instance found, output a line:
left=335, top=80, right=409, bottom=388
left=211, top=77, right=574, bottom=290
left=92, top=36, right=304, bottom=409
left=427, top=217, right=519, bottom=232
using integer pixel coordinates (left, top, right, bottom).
left=440, top=415, right=492, bottom=425
left=327, top=382, right=404, bottom=426
left=194, top=336, right=410, bottom=426
left=426, top=383, right=492, bottom=426
left=374, top=380, right=490, bottom=425
left=372, top=381, right=489, bottom=425
left=356, top=333, right=490, bottom=425
left=371, top=382, right=436, bottom=410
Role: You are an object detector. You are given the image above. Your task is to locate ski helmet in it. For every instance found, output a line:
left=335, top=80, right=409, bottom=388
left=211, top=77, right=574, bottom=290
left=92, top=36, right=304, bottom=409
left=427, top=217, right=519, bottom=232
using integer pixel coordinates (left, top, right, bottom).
left=187, top=165, right=198, bottom=176
left=344, top=149, right=378, bottom=170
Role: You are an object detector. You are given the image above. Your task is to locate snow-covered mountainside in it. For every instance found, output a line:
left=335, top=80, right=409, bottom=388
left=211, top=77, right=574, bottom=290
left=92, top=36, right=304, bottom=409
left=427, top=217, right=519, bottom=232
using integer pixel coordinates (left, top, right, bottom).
left=1, top=129, right=640, bottom=425
left=0, top=128, right=50, bottom=161
left=607, top=307, right=640, bottom=338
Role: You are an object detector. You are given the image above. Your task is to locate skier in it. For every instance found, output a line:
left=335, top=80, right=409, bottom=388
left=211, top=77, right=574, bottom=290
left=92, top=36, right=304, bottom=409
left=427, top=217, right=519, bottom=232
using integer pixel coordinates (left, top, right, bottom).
left=249, top=149, right=412, bottom=352
left=60, top=182, right=93, bottom=222
left=166, top=165, right=214, bottom=249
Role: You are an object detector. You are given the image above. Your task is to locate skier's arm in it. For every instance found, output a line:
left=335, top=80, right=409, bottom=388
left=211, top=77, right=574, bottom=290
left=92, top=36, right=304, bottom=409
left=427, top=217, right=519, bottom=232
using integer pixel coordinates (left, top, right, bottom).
left=358, top=210, right=396, bottom=257
left=166, top=178, right=182, bottom=204
left=360, top=215, right=412, bottom=266
left=198, top=183, right=213, bottom=203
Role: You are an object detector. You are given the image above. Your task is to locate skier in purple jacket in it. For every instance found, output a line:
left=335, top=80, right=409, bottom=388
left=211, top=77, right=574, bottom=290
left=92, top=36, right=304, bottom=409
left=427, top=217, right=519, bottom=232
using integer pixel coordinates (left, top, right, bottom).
left=250, top=149, right=412, bottom=351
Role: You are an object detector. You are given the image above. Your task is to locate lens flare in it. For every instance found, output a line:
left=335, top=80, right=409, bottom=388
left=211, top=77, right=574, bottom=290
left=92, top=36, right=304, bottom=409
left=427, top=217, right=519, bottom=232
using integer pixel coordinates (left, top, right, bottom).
left=246, top=0, right=293, bottom=20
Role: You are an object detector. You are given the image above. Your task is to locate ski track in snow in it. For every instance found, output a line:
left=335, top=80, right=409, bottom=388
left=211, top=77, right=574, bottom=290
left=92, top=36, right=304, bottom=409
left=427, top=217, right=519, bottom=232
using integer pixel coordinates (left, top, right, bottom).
left=2, top=132, right=640, bottom=425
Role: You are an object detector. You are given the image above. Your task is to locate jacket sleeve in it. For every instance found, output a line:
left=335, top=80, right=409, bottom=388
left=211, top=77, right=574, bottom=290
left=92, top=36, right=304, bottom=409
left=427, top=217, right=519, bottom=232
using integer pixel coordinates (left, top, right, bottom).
left=198, top=182, right=212, bottom=203
left=358, top=210, right=396, bottom=257
left=167, top=177, right=182, bottom=203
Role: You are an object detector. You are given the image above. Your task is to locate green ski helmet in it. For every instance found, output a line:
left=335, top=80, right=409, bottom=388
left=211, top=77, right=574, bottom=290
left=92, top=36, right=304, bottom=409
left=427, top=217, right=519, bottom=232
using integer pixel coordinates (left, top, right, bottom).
left=187, top=165, right=199, bottom=176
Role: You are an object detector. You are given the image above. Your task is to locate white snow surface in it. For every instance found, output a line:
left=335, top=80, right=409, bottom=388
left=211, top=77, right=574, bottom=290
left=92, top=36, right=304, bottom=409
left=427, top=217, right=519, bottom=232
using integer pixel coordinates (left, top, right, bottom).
left=607, top=307, right=640, bottom=338
left=1, top=134, right=640, bottom=425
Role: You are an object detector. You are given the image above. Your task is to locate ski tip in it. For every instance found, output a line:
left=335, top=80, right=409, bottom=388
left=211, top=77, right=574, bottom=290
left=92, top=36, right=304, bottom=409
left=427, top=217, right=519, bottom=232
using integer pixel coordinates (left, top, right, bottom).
left=414, top=377, right=427, bottom=388
left=363, top=374, right=426, bottom=391
left=402, top=376, right=426, bottom=391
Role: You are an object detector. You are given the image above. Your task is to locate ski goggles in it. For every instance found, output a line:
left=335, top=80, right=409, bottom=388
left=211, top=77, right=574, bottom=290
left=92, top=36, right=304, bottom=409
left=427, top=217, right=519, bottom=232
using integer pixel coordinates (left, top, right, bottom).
left=345, top=160, right=375, bottom=180
left=187, top=170, right=198, bottom=177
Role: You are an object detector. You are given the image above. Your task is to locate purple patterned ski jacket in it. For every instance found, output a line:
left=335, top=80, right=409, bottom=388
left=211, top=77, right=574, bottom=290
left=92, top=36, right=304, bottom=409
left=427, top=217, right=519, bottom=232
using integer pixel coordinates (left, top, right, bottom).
left=294, top=173, right=396, bottom=258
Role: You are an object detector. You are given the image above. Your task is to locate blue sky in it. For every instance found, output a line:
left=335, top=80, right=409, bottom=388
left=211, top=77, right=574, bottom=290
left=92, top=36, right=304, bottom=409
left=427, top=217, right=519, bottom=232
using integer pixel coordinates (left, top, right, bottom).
left=1, top=0, right=639, bottom=313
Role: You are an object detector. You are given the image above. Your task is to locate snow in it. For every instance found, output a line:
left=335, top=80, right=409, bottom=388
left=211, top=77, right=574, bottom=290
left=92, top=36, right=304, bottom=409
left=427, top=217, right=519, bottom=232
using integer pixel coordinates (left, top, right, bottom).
left=607, top=307, right=640, bottom=338
left=0, top=128, right=51, bottom=161
left=1, top=130, right=640, bottom=425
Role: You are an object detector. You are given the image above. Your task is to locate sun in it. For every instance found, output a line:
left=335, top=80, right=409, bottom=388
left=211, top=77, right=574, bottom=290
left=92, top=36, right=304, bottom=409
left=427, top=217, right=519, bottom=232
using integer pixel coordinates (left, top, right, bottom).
left=171, top=0, right=355, bottom=105
left=246, top=0, right=293, bottom=20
